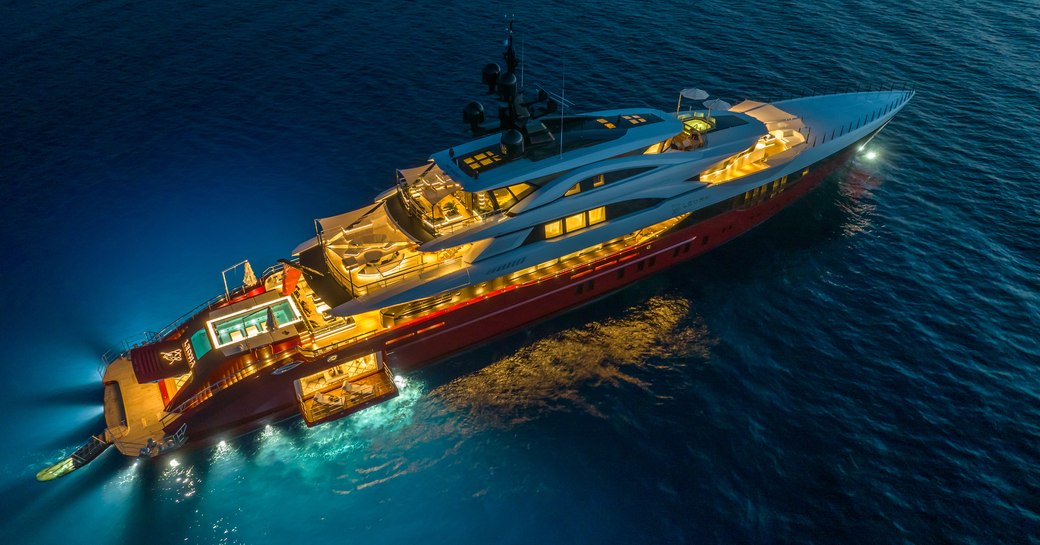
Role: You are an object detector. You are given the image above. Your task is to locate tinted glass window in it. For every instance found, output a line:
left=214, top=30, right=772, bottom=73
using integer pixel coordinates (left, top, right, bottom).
left=566, top=167, right=655, bottom=196
left=190, top=329, right=212, bottom=359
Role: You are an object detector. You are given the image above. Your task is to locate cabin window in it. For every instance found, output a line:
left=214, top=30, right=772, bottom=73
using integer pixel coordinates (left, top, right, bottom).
left=643, top=141, right=665, bottom=154
left=565, top=212, right=587, bottom=232
left=508, top=183, right=536, bottom=201
left=544, top=220, right=564, bottom=239
left=189, top=329, right=212, bottom=361
left=597, top=118, right=617, bottom=129
left=490, top=182, right=536, bottom=211
left=564, top=167, right=655, bottom=197
left=491, top=187, right=516, bottom=210
left=525, top=199, right=662, bottom=245
left=602, top=167, right=654, bottom=186
left=603, top=198, right=662, bottom=217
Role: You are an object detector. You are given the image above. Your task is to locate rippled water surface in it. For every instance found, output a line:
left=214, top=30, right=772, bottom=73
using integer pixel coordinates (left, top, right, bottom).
left=2, top=1, right=1038, bottom=543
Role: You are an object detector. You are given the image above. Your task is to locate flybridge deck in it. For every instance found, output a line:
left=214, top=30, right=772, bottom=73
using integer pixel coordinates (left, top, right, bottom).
left=431, top=109, right=683, bottom=191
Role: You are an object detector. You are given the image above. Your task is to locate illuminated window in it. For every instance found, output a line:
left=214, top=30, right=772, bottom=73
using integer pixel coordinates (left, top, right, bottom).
left=462, top=150, right=504, bottom=170
left=568, top=167, right=653, bottom=196
left=544, top=220, right=563, bottom=239
left=189, top=329, right=212, bottom=360
left=565, top=213, right=587, bottom=232
left=491, top=183, right=536, bottom=211
left=643, top=142, right=664, bottom=154
left=507, top=183, right=535, bottom=201
left=596, top=118, right=617, bottom=129
left=492, top=187, right=516, bottom=209
left=622, top=114, right=647, bottom=125
left=587, top=206, right=606, bottom=225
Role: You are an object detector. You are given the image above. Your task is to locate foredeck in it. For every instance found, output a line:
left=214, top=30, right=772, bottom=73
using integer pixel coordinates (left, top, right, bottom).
left=102, top=357, right=171, bottom=456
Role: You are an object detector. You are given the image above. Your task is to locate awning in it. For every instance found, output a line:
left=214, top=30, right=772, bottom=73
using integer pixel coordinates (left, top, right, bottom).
left=292, top=203, right=382, bottom=255
left=318, top=203, right=382, bottom=234
left=131, top=338, right=192, bottom=383
left=397, top=162, right=436, bottom=183
left=730, top=100, right=804, bottom=130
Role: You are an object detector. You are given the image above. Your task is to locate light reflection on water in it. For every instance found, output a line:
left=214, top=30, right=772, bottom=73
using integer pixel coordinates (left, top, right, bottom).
left=426, top=295, right=711, bottom=427
left=307, top=295, right=713, bottom=496
left=838, top=153, right=887, bottom=237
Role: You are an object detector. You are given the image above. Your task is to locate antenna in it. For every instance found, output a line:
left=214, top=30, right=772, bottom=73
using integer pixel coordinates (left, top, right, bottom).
left=520, top=32, right=525, bottom=89
left=559, top=61, right=566, bottom=158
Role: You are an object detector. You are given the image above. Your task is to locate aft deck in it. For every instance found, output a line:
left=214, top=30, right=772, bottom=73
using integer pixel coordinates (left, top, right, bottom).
left=102, top=356, right=171, bottom=456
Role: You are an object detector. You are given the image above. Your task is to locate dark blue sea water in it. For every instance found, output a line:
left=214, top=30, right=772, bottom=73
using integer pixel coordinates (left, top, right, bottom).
left=3, top=1, right=1038, bottom=543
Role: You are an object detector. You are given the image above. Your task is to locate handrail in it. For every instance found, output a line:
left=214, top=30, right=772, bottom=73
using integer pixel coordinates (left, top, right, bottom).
left=296, top=328, right=383, bottom=359
left=796, top=90, right=914, bottom=150
left=261, top=256, right=299, bottom=279
left=349, top=255, right=466, bottom=298
left=97, top=331, right=159, bottom=377
left=112, top=423, right=188, bottom=457
left=95, top=263, right=299, bottom=378
left=151, top=268, right=287, bottom=345
left=755, top=82, right=916, bottom=104
left=397, top=179, right=503, bottom=237
left=96, top=294, right=225, bottom=378
left=161, top=349, right=298, bottom=423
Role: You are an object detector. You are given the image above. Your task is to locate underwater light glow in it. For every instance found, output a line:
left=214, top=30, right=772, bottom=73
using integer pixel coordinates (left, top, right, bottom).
left=865, top=150, right=878, bottom=160
left=169, top=458, right=180, bottom=467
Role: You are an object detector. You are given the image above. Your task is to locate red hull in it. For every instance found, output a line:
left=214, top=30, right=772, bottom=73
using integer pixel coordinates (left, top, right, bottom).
left=171, top=140, right=863, bottom=446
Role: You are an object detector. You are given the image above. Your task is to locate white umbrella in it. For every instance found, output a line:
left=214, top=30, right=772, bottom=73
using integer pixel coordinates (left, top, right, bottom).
left=703, top=98, right=732, bottom=121
left=242, top=260, right=257, bottom=287
left=702, top=98, right=731, bottom=111
left=676, top=87, right=709, bottom=112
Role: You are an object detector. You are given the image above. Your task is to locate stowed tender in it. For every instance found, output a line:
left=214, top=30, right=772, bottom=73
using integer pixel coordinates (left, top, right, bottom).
left=39, top=23, right=912, bottom=479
